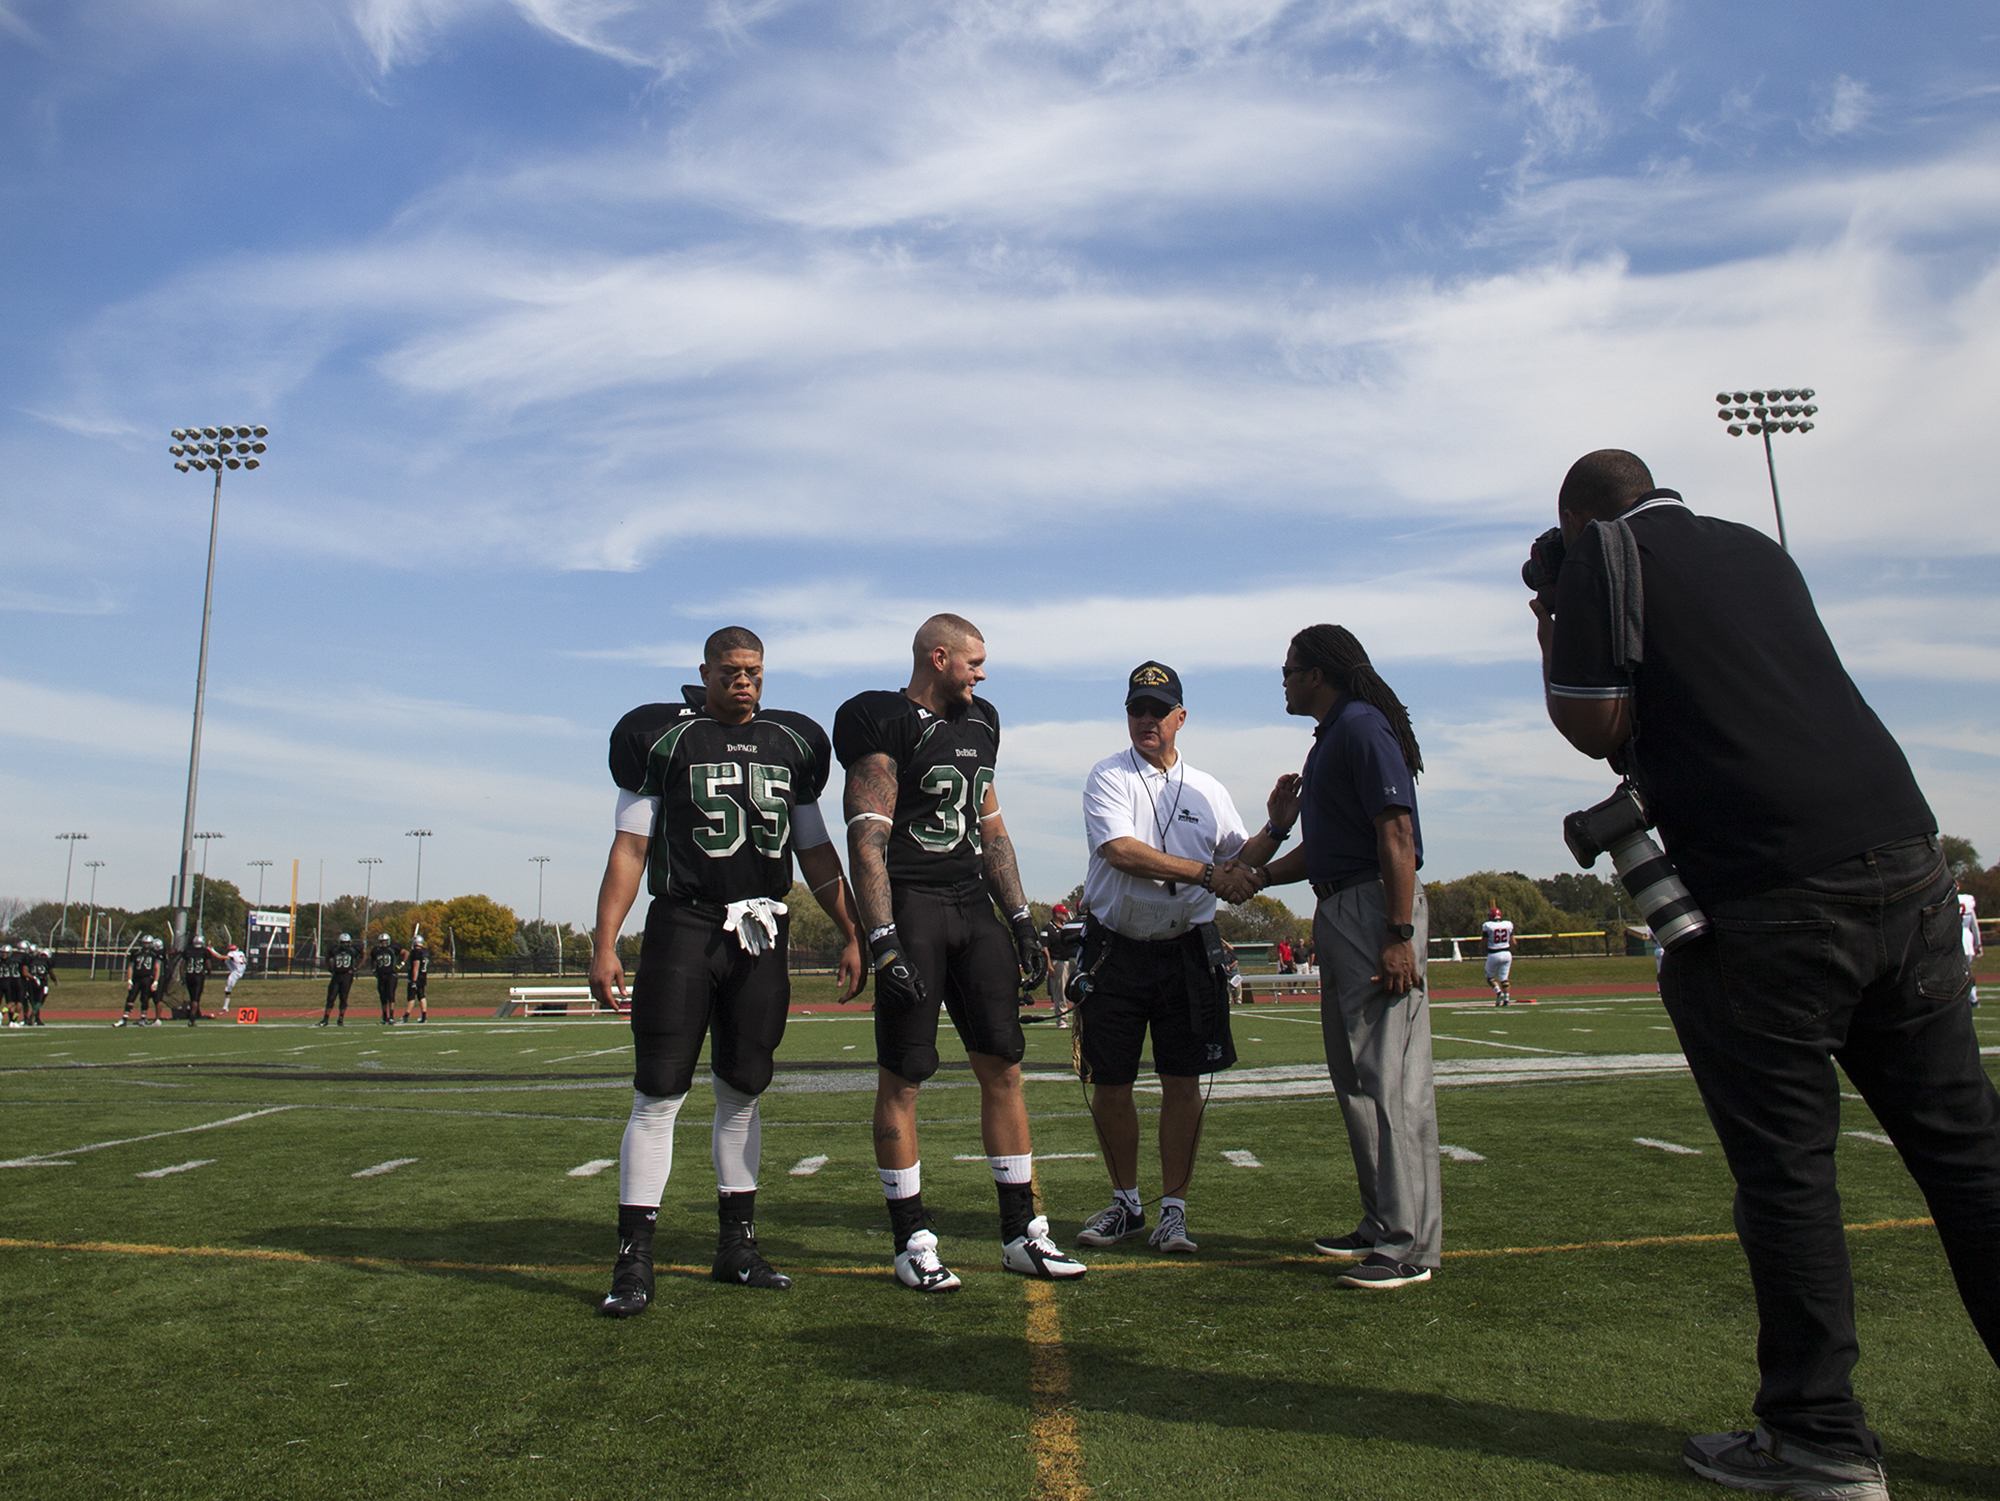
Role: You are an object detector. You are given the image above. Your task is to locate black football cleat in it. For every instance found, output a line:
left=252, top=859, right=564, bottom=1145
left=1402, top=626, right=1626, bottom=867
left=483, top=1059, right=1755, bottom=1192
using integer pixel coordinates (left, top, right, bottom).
left=599, top=1249, right=655, bottom=1318
left=712, top=1226, right=792, bottom=1290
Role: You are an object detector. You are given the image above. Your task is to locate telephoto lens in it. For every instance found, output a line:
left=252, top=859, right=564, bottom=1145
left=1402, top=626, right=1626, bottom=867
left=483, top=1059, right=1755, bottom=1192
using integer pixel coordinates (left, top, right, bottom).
left=1563, top=784, right=1710, bottom=952
left=1522, top=526, right=1567, bottom=614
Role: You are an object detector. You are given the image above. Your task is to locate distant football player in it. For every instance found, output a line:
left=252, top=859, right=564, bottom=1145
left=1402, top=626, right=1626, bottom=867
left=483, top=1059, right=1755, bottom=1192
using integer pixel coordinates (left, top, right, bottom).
left=0, top=945, right=20, bottom=1026
left=371, top=933, right=401, bottom=1024
left=181, top=933, right=227, bottom=1026
left=1964, top=892, right=1984, bottom=1008
left=403, top=934, right=430, bottom=1022
left=221, top=942, right=247, bottom=1012
left=589, top=626, right=865, bottom=1318
left=22, top=944, right=53, bottom=1026
left=836, top=614, right=1085, bottom=1292
left=118, top=937, right=163, bottom=1026
left=318, top=933, right=361, bottom=1027
left=1481, top=905, right=1515, bottom=1006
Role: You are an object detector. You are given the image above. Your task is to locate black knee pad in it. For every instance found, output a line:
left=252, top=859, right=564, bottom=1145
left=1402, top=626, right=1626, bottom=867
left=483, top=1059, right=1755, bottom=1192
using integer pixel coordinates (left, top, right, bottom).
left=634, top=1057, right=697, bottom=1099
left=715, top=1059, right=774, bottom=1098
left=882, top=1041, right=940, bottom=1085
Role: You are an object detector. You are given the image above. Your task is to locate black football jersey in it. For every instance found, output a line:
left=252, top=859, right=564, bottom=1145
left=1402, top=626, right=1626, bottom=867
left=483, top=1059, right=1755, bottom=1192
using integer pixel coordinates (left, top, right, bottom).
left=185, top=947, right=208, bottom=977
left=832, top=690, right=1001, bottom=891
left=372, top=944, right=399, bottom=975
left=25, top=953, right=51, bottom=984
left=327, top=942, right=359, bottom=973
left=609, top=685, right=833, bottom=906
left=408, top=951, right=430, bottom=982
left=130, top=949, right=159, bottom=981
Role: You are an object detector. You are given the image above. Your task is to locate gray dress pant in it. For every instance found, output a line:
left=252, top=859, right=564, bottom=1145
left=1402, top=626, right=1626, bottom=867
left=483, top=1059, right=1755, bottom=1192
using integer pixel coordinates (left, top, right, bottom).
left=1314, top=880, right=1442, bottom=1268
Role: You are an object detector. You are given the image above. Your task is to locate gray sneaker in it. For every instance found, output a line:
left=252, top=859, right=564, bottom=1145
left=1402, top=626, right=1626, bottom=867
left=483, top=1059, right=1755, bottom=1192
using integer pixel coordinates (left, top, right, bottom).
left=1076, top=1202, right=1145, bottom=1247
left=1682, top=1424, right=1888, bottom=1500
left=1147, top=1204, right=1197, bottom=1253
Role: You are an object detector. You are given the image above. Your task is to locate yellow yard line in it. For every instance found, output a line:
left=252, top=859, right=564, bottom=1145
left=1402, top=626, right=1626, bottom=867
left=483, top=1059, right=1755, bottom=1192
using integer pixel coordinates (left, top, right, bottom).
left=1024, top=1162, right=1087, bottom=1501
left=0, top=1216, right=1935, bottom=1282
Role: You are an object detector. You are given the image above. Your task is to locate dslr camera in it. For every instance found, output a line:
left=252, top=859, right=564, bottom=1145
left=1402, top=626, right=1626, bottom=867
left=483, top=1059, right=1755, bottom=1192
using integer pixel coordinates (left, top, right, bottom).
left=1522, top=526, right=1566, bottom=614
left=1564, top=782, right=1708, bottom=953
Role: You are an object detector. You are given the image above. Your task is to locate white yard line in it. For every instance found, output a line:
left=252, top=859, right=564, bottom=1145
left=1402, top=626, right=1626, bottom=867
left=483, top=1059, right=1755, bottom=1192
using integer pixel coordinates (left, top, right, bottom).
left=1843, top=1131, right=1894, bottom=1146
left=789, top=1155, right=830, bottom=1176
left=0, top=1106, right=296, bottom=1169
left=952, top=1152, right=1098, bottom=1162
left=1221, top=1150, right=1262, bottom=1168
left=352, top=1157, right=419, bottom=1178
left=137, top=1158, right=217, bottom=1179
left=1634, top=1137, right=1701, bottom=1155
left=1439, top=1144, right=1486, bottom=1162
left=567, top=1158, right=617, bottom=1177
left=1431, top=1034, right=1570, bottom=1055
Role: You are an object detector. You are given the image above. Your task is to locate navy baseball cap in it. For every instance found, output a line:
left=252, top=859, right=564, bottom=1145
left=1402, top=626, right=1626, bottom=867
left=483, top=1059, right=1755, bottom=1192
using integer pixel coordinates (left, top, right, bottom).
left=1125, top=661, right=1183, bottom=708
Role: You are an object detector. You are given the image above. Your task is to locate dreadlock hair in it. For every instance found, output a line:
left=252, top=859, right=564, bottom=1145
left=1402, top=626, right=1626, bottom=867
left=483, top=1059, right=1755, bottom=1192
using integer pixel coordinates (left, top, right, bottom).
left=1290, top=624, right=1423, bottom=777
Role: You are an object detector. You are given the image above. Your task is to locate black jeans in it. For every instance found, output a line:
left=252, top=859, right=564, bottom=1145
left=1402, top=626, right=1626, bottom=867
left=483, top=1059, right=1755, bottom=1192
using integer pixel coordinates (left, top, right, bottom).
left=1661, top=834, right=2000, bottom=1456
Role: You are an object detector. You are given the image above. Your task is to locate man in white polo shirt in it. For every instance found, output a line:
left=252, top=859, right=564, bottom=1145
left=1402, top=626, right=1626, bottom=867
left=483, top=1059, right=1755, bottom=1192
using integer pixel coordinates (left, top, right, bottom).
left=1072, top=662, right=1264, bottom=1256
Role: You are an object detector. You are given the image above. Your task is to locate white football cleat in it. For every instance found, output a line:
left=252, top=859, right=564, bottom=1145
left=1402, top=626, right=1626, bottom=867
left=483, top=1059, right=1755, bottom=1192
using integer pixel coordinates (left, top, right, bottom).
left=1002, top=1215, right=1087, bottom=1278
left=894, top=1228, right=961, bottom=1293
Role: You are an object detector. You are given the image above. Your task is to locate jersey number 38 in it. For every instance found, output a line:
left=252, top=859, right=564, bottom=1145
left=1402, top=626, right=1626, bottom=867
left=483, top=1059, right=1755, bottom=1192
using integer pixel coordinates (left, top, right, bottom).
left=690, top=763, right=792, bottom=858
left=910, top=765, right=995, bottom=854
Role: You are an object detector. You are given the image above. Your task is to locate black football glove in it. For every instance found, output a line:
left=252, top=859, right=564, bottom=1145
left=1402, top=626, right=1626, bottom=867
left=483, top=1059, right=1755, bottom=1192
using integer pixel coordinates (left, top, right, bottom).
left=1009, top=908, right=1049, bottom=991
left=869, top=927, right=927, bottom=1011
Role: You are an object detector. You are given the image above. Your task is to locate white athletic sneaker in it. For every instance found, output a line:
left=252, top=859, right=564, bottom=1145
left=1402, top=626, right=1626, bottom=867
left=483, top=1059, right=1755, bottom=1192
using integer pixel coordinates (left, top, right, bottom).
left=1148, top=1204, right=1198, bottom=1253
left=894, top=1229, right=962, bottom=1293
left=1001, top=1215, right=1087, bottom=1278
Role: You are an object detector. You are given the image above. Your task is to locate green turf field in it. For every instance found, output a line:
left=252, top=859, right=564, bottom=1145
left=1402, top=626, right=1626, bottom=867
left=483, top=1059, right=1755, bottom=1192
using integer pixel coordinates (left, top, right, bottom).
left=4, top=996, right=1997, bottom=1499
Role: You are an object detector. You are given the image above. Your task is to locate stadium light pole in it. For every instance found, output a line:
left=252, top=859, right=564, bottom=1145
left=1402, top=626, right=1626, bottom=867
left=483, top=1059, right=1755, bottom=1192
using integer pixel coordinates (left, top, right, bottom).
left=1715, top=387, right=1816, bottom=554
left=165, top=423, right=268, bottom=955
left=84, top=860, right=106, bottom=978
left=55, top=831, right=87, bottom=948
left=530, top=856, right=550, bottom=972
left=359, top=857, right=383, bottom=937
left=247, top=859, right=273, bottom=908
left=192, top=831, right=224, bottom=939
left=407, top=830, right=433, bottom=906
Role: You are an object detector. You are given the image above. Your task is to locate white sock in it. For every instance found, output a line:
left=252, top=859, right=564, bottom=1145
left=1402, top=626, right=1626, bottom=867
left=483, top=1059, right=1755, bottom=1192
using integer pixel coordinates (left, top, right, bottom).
left=988, top=1152, right=1033, bottom=1186
left=711, top=1076, right=762, bottom=1194
left=879, top=1162, right=921, bottom=1201
left=617, top=1089, right=687, bottom=1207
left=1162, top=1195, right=1187, bottom=1214
left=1114, top=1187, right=1142, bottom=1214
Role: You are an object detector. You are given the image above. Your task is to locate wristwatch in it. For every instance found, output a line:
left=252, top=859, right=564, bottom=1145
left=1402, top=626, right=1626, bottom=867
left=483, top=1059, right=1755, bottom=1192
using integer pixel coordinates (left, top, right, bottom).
left=1386, top=922, right=1415, bottom=942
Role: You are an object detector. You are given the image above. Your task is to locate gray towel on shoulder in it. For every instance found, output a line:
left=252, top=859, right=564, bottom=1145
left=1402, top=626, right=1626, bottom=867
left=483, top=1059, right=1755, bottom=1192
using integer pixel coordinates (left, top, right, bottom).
left=1592, top=517, right=1645, bottom=670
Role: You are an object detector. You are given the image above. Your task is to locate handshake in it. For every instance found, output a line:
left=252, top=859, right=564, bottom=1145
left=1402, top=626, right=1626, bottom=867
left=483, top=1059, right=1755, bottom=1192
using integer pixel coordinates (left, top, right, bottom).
left=1209, top=860, right=1265, bottom=905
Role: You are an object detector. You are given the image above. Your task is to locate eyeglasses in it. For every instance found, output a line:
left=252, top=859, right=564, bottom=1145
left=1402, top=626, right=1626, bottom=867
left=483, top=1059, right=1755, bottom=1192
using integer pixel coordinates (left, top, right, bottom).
left=1127, top=700, right=1175, bottom=721
left=1280, top=663, right=1309, bottom=680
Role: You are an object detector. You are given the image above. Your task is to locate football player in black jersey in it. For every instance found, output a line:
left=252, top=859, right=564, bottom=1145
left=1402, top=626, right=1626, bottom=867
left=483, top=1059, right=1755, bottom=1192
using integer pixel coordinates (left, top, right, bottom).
left=403, top=934, right=430, bottom=1022
left=318, top=933, right=361, bottom=1027
left=371, top=933, right=400, bottom=1023
left=836, top=613, right=1085, bottom=1291
left=589, top=626, right=865, bottom=1317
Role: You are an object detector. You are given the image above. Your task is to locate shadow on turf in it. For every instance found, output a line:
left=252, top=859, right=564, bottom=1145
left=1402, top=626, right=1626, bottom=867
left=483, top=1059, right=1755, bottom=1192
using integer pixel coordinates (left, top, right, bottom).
left=249, top=1217, right=601, bottom=1297
left=788, top=1323, right=1999, bottom=1493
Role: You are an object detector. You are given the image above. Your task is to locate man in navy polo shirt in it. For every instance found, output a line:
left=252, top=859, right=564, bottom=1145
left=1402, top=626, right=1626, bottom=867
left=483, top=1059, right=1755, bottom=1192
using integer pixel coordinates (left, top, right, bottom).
left=1240, top=624, right=1439, bottom=1289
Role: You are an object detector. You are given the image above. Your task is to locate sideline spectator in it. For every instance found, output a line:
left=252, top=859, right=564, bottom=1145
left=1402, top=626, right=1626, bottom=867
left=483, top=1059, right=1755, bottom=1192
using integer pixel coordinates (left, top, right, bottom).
left=1963, top=892, right=1984, bottom=1008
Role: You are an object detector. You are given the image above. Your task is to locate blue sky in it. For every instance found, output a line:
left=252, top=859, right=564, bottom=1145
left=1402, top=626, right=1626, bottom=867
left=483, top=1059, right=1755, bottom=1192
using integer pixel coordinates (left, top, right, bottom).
left=4, top=1, right=1997, bottom=934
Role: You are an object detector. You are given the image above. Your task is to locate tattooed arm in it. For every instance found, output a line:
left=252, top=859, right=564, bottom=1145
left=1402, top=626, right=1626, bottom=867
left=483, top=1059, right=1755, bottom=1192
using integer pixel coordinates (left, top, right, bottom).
left=981, top=782, right=1048, bottom=988
left=843, top=752, right=899, bottom=934
left=978, top=780, right=1029, bottom=913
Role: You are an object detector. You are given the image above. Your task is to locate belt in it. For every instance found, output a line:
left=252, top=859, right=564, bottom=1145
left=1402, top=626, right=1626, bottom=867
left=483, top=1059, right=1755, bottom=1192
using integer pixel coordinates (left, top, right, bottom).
left=1310, top=871, right=1380, bottom=901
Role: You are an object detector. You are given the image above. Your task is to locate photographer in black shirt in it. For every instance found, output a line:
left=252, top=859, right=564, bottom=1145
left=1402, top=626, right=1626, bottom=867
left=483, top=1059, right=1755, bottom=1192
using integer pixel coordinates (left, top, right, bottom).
left=1538, top=449, right=1999, bottom=1498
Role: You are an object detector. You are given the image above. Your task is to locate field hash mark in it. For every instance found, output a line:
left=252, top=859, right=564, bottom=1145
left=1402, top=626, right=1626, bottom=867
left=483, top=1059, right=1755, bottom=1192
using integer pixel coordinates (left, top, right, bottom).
left=1634, top=1137, right=1701, bottom=1155
left=1221, top=1150, right=1262, bottom=1168
left=353, top=1158, right=420, bottom=1178
left=137, top=1159, right=216, bottom=1179
left=790, top=1155, right=830, bottom=1176
left=567, top=1159, right=617, bottom=1177
left=1440, top=1144, right=1486, bottom=1162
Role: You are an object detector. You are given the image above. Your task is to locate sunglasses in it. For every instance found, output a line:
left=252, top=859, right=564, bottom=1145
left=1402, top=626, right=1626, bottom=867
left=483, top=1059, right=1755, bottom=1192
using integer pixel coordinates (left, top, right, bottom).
left=1127, top=700, right=1177, bottom=721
